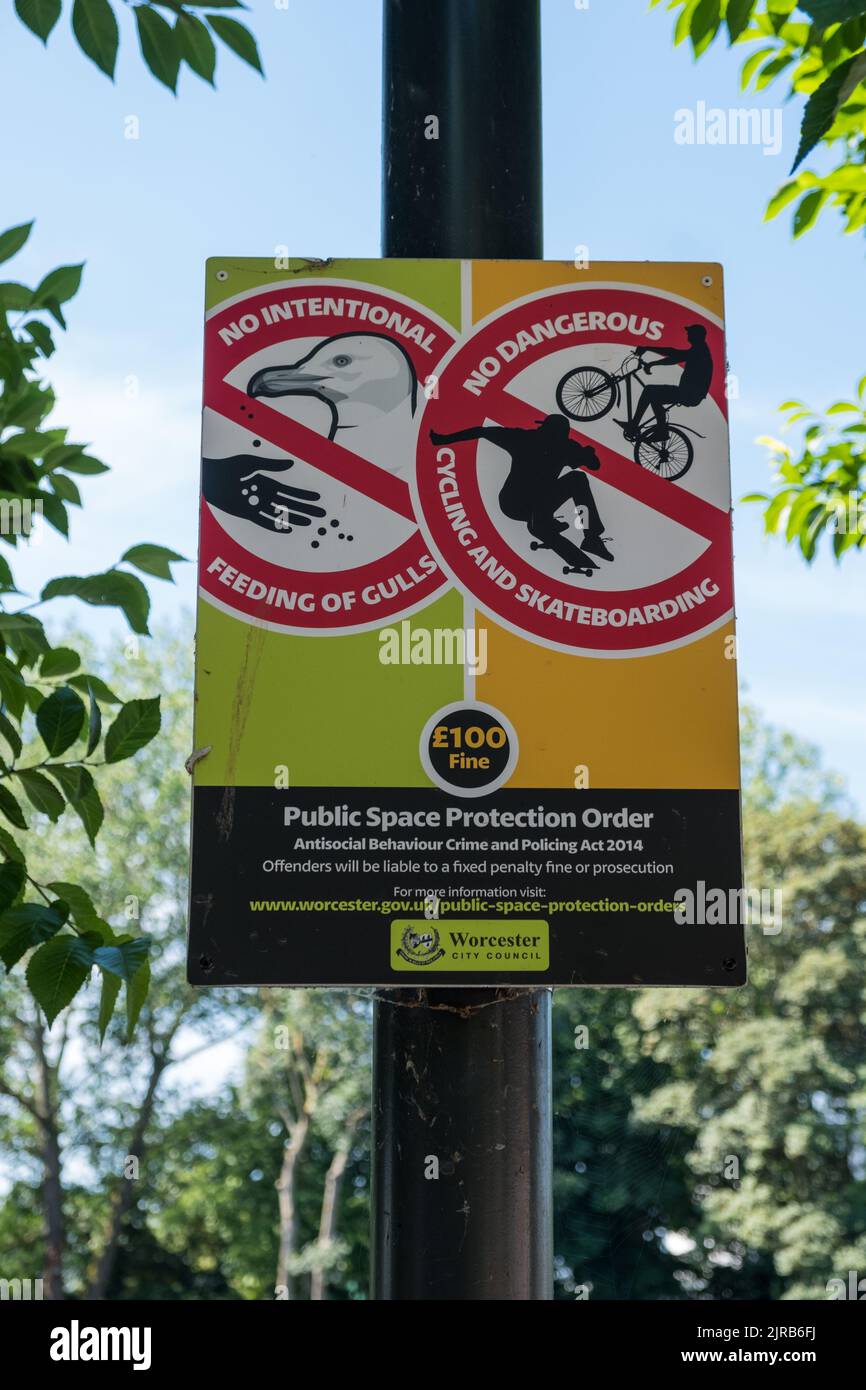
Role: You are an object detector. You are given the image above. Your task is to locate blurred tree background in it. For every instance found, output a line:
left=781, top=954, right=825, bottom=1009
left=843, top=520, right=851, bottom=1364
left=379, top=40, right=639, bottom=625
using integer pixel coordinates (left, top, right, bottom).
left=653, top=0, right=866, bottom=563
left=1, top=623, right=863, bottom=1300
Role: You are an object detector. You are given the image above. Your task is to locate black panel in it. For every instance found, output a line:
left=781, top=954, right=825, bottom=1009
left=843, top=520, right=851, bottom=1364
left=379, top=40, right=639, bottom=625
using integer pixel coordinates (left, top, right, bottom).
left=188, top=786, right=745, bottom=987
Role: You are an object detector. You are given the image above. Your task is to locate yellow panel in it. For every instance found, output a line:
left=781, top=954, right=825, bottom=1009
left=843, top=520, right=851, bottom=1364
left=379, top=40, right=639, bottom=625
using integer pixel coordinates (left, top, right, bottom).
left=477, top=614, right=740, bottom=790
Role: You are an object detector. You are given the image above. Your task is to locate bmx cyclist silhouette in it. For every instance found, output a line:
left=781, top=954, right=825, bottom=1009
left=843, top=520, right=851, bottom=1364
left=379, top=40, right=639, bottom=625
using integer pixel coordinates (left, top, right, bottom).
left=555, top=324, right=713, bottom=481
left=429, top=414, right=613, bottom=577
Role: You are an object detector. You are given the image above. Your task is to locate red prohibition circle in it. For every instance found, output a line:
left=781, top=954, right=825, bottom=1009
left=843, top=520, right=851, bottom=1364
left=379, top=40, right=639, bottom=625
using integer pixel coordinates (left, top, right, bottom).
left=200, top=281, right=455, bottom=631
left=414, top=285, right=734, bottom=654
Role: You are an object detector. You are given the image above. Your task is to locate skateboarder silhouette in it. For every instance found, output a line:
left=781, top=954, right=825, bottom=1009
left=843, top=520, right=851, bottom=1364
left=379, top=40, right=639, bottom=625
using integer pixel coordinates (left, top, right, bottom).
left=619, top=324, right=713, bottom=441
left=429, top=414, right=612, bottom=574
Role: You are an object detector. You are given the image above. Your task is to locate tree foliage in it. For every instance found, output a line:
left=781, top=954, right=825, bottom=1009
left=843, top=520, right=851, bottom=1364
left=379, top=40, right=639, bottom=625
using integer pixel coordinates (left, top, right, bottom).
left=0, top=630, right=370, bottom=1300
left=0, top=224, right=184, bottom=1032
left=631, top=797, right=866, bottom=1299
left=653, top=0, right=866, bottom=562
left=13, top=0, right=263, bottom=90
left=552, top=706, right=866, bottom=1300
left=4, top=0, right=265, bottom=1029
left=745, top=381, right=866, bottom=559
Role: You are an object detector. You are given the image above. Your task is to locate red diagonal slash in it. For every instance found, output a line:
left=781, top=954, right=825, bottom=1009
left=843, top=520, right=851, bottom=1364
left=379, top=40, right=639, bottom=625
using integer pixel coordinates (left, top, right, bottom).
left=208, top=378, right=415, bottom=523
left=484, top=389, right=728, bottom=544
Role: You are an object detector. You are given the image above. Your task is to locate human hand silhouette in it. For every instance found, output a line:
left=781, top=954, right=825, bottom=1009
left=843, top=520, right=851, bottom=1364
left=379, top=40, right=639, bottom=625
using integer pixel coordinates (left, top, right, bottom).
left=239, top=470, right=326, bottom=531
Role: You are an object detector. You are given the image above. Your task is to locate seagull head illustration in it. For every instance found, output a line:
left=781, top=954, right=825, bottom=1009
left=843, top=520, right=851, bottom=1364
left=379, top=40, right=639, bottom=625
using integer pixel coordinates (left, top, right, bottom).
left=247, top=333, right=419, bottom=436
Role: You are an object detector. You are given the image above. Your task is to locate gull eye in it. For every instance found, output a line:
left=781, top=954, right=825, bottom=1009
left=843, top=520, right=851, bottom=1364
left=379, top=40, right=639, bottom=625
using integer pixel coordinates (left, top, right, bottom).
left=332, top=354, right=352, bottom=367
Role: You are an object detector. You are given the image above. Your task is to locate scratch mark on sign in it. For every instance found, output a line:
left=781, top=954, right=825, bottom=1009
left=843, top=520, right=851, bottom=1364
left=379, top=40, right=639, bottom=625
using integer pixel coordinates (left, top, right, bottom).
left=224, top=621, right=268, bottom=789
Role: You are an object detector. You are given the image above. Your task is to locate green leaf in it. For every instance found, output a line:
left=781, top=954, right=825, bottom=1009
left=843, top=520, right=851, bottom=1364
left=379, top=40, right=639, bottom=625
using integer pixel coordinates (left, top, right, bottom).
left=104, top=697, right=161, bottom=763
left=42, top=442, right=87, bottom=470
left=765, top=179, right=806, bottom=222
left=71, top=0, right=119, bottom=78
left=45, top=762, right=88, bottom=801
left=799, top=1, right=866, bottom=24
left=0, top=282, right=34, bottom=311
left=0, top=613, right=50, bottom=656
left=27, top=934, right=94, bottom=1025
left=25, top=690, right=45, bottom=719
left=0, top=784, right=28, bottom=830
left=68, top=672, right=121, bottom=704
left=690, top=0, right=722, bottom=56
left=0, top=860, right=26, bottom=913
left=98, top=970, right=121, bottom=1042
left=36, top=685, right=86, bottom=756
left=791, top=52, right=866, bottom=172
left=60, top=453, right=109, bottom=475
left=726, top=0, right=755, bottom=43
left=120, top=542, right=186, bottom=581
left=673, top=0, right=697, bottom=46
left=205, top=13, right=263, bottom=72
left=0, top=658, right=27, bottom=720
left=23, top=320, right=55, bottom=357
left=51, top=473, right=82, bottom=506
left=0, top=554, right=18, bottom=593
left=793, top=188, right=829, bottom=236
left=0, top=902, right=68, bottom=970
left=14, top=0, right=62, bottom=41
left=93, top=936, right=149, bottom=982
left=741, top=45, right=776, bottom=89
left=47, top=764, right=104, bottom=845
left=126, top=956, right=150, bottom=1039
left=2, top=378, right=54, bottom=427
left=74, top=781, right=104, bottom=846
left=85, top=681, right=102, bottom=756
left=0, top=711, right=22, bottom=762
left=16, top=768, right=66, bottom=822
left=0, top=827, right=25, bottom=863
left=39, top=492, right=69, bottom=537
left=0, top=220, right=34, bottom=265
left=40, top=646, right=81, bottom=679
left=41, top=296, right=66, bottom=330
left=33, top=262, right=84, bottom=306
left=41, top=570, right=151, bottom=635
left=47, top=880, right=108, bottom=933
left=763, top=489, right=795, bottom=534
left=176, top=10, right=217, bottom=83
left=0, top=428, right=52, bottom=459
left=135, top=3, right=181, bottom=92
left=755, top=52, right=796, bottom=90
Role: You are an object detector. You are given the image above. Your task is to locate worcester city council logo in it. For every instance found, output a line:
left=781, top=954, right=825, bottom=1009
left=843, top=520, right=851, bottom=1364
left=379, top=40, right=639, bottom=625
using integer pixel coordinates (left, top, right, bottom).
left=397, top=925, right=444, bottom=966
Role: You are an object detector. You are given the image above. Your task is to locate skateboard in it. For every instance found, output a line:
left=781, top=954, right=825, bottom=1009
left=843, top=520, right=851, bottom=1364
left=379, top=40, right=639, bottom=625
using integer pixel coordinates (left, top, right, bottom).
left=530, top=533, right=599, bottom=576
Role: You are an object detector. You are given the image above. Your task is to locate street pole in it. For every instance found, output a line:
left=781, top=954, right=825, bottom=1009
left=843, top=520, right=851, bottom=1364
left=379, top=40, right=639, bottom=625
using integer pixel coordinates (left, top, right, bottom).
left=372, top=0, right=552, bottom=1301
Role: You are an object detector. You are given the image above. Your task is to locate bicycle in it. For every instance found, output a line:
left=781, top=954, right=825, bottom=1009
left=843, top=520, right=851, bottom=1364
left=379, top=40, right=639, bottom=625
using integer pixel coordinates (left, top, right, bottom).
left=555, top=348, right=702, bottom=481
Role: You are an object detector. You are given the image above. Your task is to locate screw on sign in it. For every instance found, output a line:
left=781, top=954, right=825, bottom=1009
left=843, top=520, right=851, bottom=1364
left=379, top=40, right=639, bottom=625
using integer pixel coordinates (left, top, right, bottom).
left=200, top=279, right=457, bottom=634
left=414, top=282, right=734, bottom=656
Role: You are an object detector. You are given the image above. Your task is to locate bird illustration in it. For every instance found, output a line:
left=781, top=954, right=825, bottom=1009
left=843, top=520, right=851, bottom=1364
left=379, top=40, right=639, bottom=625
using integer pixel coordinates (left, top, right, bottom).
left=247, top=332, right=419, bottom=474
left=202, top=333, right=421, bottom=570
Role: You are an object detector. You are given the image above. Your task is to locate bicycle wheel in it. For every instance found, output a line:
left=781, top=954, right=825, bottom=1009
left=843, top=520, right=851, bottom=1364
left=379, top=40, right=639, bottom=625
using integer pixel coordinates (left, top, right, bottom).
left=634, top=425, right=693, bottom=481
left=556, top=366, right=616, bottom=422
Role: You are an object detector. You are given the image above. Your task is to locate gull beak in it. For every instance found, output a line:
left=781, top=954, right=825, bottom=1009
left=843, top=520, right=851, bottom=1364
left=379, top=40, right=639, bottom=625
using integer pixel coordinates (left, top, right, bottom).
left=248, top=365, right=327, bottom=398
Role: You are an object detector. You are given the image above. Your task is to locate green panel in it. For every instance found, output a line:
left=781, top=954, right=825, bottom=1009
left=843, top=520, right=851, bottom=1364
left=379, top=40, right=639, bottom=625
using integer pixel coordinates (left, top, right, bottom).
left=204, top=256, right=462, bottom=330
left=196, top=255, right=465, bottom=791
left=194, top=590, right=466, bottom=788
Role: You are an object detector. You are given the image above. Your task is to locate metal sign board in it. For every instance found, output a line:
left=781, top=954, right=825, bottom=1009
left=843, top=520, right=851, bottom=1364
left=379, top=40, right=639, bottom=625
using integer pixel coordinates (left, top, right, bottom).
left=188, top=259, right=744, bottom=987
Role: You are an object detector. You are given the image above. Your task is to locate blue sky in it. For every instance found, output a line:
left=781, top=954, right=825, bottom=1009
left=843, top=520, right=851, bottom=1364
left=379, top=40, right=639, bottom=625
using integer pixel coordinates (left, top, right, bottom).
left=3, top=0, right=865, bottom=807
